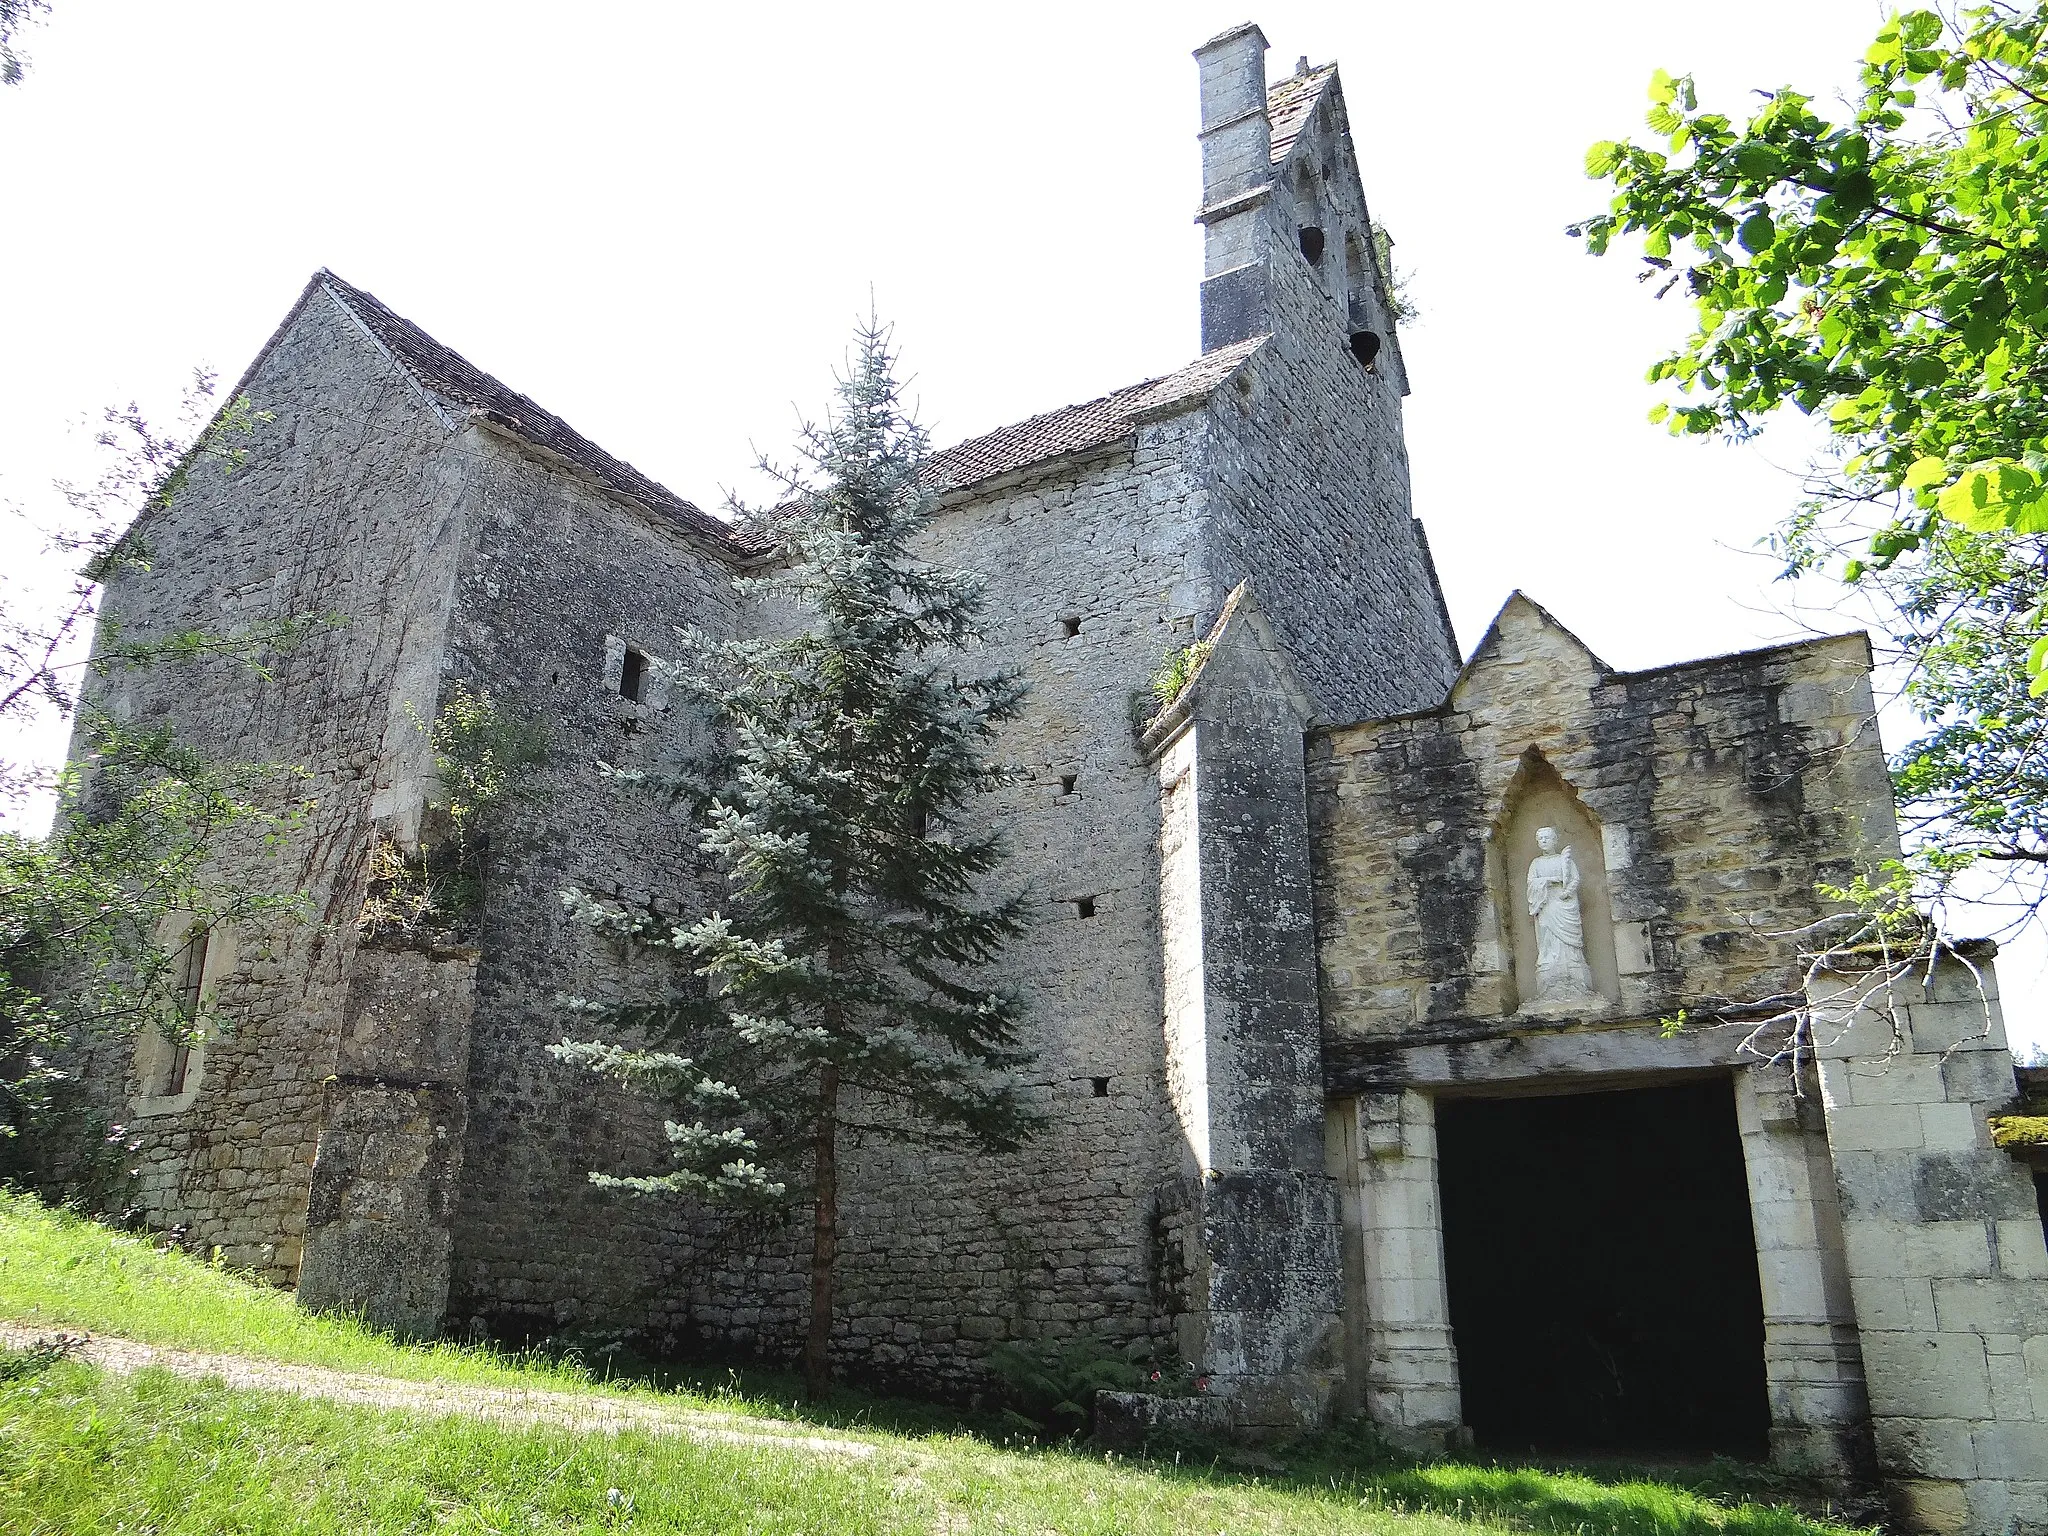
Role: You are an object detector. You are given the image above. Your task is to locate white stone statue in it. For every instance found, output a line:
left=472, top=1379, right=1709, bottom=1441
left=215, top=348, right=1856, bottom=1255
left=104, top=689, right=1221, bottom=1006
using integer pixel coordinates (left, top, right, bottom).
left=1525, top=826, right=1597, bottom=1004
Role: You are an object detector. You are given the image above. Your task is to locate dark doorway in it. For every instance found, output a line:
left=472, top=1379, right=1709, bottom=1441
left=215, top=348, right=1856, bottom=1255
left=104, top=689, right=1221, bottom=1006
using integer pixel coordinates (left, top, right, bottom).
left=1436, top=1079, right=1770, bottom=1459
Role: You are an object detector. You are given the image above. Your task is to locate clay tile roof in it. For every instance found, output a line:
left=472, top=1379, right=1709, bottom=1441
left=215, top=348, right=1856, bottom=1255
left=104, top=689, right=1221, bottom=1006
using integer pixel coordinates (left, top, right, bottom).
left=1266, top=63, right=1336, bottom=166
left=922, top=335, right=1266, bottom=495
left=314, top=270, right=747, bottom=549
left=306, top=272, right=1262, bottom=556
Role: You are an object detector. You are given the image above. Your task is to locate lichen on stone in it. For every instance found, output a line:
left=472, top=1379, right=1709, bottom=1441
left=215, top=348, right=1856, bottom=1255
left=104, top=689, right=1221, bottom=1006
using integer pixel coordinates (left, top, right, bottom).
left=1988, top=1113, right=2048, bottom=1150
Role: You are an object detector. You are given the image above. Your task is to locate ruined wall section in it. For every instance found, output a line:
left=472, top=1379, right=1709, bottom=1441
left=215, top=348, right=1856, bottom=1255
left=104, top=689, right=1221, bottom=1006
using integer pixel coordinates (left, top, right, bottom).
left=1201, top=198, right=1455, bottom=723
left=432, top=429, right=746, bottom=1341
left=71, top=292, right=476, bottom=1278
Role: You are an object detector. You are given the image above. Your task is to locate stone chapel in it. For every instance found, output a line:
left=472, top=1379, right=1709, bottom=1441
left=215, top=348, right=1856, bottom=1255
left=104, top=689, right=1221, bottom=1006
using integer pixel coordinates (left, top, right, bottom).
left=67, top=22, right=2048, bottom=1534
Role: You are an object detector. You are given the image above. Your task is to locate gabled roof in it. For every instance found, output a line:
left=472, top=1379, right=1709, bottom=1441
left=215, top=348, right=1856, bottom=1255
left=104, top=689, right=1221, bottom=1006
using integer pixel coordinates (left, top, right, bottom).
left=226, top=272, right=1266, bottom=557
left=922, top=335, right=1264, bottom=495
left=1266, top=62, right=1336, bottom=165
left=310, top=271, right=743, bottom=548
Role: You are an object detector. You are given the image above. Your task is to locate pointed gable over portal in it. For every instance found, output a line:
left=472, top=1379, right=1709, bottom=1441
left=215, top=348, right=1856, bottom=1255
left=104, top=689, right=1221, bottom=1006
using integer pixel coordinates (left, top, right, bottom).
left=1449, top=591, right=1609, bottom=716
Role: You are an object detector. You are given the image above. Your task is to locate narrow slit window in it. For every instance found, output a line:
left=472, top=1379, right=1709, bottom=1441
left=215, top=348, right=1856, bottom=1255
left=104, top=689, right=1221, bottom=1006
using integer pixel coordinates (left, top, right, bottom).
left=619, top=647, right=648, bottom=703
left=167, top=926, right=208, bottom=1096
left=1059, top=774, right=1077, bottom=797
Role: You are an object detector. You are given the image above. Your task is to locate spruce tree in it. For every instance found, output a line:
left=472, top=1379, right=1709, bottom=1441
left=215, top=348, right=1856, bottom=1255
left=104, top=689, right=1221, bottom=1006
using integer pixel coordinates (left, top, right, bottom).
left=552, top=322, right=1038, bottom=1399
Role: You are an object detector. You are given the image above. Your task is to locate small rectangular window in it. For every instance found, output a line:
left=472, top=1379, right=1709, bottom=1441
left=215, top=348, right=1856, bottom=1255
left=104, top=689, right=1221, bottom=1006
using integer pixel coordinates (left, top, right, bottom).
left=1075, top=896, right=1096, bottom=919
left=1060, top=616, right=1081, bottom=639
left=1090, top=1076, right=1110, bottom=1098
left=1059, top=774, right=1077, bottom=797
left=619, top=647, right=648, bottom=703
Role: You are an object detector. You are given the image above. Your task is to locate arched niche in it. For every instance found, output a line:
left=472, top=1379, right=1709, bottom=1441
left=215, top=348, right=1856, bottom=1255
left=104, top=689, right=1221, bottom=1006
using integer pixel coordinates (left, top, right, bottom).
left=1490, top=749, right=1618, bottom=1016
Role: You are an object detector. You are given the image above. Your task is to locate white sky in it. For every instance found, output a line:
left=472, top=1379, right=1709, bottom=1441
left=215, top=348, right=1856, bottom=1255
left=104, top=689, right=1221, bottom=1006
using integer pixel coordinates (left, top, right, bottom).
left=2, top=0, right=2037, bottom=1054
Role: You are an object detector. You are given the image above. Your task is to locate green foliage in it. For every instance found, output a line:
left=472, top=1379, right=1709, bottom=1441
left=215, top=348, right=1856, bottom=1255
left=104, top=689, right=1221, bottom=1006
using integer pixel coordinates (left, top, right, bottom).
left=424, top=681, right=549, bottom=855
left=984, top=1337, right=1196, bottom=1441
left=1, top=716, right=306, bottom=1172
left=358, top=684, right=547, bottom=946
left=1148, top=640, right=1214, bottom=715
left=1577, top=4, right=2048, bottom=902
left=551, top=322, right=1037, bottom=1390
left=1988, top=1113, right=2048, bottom=1148
left=1578, top=4, right=2048, bottom=550
left=1372, top=223, right=1421, bottom=324
left=0, top=1192, right=1872, bottom=1536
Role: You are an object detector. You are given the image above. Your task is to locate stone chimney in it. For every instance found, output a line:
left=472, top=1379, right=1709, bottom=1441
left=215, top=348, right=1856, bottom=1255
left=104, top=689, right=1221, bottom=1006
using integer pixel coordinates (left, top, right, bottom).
left=1193, top=23, right=1273, bottom=351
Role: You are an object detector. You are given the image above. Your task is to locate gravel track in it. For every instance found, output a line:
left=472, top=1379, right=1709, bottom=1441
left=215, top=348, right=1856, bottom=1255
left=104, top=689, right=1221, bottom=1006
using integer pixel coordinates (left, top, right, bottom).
left=0, top=1321, right=882, bottom=1460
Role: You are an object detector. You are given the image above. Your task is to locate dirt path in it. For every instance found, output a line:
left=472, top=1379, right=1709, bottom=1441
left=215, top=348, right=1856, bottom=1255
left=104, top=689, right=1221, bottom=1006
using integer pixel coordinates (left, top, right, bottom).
left=0, top=1322, right=882, bottom=1460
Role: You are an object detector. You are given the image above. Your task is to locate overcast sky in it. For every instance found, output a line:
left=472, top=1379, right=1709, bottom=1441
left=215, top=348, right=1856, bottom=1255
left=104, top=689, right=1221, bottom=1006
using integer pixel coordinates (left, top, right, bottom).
left=5, top=1, right=2035, bottom=1052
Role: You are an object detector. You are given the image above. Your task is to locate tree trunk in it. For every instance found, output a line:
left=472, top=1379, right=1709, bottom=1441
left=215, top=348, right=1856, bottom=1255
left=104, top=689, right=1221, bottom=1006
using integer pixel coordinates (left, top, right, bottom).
left=804, top=1062, right=840, bottom=1401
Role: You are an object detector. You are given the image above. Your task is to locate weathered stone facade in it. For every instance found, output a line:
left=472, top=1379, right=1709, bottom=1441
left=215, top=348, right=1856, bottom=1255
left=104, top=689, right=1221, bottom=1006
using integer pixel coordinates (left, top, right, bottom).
left=64, top=21, right=2046, bottom=1532
left=1309, top=593, right=2044, bottom=1527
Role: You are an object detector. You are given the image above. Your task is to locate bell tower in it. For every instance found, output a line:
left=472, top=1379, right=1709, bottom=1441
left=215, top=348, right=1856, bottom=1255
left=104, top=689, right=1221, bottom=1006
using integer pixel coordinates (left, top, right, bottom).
left=1191, top=23, right=1409, bottom=393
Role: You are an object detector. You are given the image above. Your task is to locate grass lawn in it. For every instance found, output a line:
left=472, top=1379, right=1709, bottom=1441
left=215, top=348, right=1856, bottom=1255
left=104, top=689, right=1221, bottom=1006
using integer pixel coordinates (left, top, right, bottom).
left=0, top=1191, right=1875, bottom=1536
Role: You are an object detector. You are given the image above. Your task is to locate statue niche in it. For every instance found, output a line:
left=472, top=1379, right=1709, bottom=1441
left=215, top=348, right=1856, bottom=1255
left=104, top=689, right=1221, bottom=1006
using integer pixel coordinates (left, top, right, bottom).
left=1494, top=750, right=1618, bottom=1016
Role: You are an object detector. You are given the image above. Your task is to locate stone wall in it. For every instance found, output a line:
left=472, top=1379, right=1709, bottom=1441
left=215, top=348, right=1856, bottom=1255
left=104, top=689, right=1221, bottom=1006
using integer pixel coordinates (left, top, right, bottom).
left=1810, top=954, right=2047, bottom=1534
left=1306, top=594, right=1900, bottom=1467
left=665, top=421, right=1219, bottom=1384
left=434, top=421, right=743, bottom=1343
left=298, top=944, right=476, bottom=1336
left=1312, top=594, right=1900, bottom=1057
left=1307, top=589, right=2047, bottom=1531
left=1199, top=76, right=1458, bottom=725
left=70, top=287, right=475, bottom=1279
left=1139, top=589, right=1343, bottom=1427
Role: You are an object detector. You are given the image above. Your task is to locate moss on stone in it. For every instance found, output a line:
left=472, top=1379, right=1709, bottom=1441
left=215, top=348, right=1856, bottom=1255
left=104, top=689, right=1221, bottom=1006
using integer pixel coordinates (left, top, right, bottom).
left=1988, top=1114, right=2048, bottom=1150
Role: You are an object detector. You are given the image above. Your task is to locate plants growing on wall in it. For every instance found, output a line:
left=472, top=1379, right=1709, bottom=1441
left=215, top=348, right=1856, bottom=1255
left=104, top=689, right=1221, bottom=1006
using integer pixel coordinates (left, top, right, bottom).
left=1149, top=641, right=1213, bottom=716
left=985, top=1336, right=1199, bottom=1441
left=551, top=320, right=1040, bottom=1400
left=356, top=684, right=547, bottom=946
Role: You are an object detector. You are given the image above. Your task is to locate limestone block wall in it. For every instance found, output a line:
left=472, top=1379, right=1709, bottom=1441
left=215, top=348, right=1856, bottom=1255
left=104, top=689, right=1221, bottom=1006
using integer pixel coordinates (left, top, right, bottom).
left=1733, top=1065, right=1873, bottom=1475
left=70, top=288, right=476, bottom=1278
left=1311, top=594, right=1900, bottom=1051
left=1141, top=592, right=1342, bottom=1427
left=1327, top=1089, right=1462, bottom=1450
left=1811, top=955, right=2047, bottom=1535
left=661, top=423, right=1220, bottom=1385
left=1307, top=589, right=2047, bottom=1529
left=298, top=945, right=476, bottom=1336
left=433, top=425, right=744, bottom=1341
left=1198, top=90, right=1457, bottom=725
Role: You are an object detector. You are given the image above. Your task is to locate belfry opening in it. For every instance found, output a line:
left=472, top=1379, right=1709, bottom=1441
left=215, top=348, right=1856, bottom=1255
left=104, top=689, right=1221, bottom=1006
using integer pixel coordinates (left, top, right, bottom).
left=1435, top=1079, right=1770, bottom=1458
